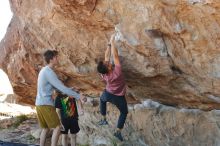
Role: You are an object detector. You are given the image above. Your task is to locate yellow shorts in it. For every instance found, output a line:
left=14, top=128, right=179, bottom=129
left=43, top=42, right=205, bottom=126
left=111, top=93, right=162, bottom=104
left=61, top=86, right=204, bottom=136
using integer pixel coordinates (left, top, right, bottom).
left=36, top=105, right=60, bottom=128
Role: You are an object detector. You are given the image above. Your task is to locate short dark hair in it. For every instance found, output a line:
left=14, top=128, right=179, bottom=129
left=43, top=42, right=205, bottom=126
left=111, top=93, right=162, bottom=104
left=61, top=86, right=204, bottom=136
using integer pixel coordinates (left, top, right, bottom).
left=97, top=61, right=108, bottom=74
left=43, top=50, right=58, bottom=64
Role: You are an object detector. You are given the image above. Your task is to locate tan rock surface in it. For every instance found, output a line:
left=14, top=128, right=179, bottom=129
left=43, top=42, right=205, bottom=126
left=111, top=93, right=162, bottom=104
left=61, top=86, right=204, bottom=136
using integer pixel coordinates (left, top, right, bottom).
left=1, top=99, right=220, bottom=146
left=1, top=0, right=220, bottom=110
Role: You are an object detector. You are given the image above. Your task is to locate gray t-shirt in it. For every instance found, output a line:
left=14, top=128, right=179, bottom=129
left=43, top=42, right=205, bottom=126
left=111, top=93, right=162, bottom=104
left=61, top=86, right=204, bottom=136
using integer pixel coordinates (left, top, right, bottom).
left=35, top=66, right=80, bottom=106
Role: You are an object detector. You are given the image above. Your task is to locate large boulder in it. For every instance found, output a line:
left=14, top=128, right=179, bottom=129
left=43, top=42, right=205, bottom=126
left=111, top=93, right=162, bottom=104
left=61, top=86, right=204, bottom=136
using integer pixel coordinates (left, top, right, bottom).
left=0, top=0, right=220, bottom=109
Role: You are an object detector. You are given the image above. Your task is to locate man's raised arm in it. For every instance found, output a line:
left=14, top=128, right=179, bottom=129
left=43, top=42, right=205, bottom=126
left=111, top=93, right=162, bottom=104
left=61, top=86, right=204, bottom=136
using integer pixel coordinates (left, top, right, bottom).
left=105, top=43, right=111, bottom=62
left=110, top=34, right=120, bottom=65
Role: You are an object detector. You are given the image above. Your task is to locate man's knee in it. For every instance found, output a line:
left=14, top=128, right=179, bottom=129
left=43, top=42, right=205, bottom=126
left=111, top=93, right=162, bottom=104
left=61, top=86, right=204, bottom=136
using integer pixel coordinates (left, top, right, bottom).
left=62, top=134, right=68, bottom=139
left=100, top=90, right=109, bottom=101
left=42, top=128, right=49, bottom=131
left=119, top=104, right=128, bottom=115
left=41, top=128, right=49, bottom=134
left=121, top=111, right=128, bottom=117
left=53, top=125, right=61, bottom=133
left=125, top=107, right=128, bottom=115
left=70, top=134, right=76, bottom=139
left=100, top=97, right=105, bottom=103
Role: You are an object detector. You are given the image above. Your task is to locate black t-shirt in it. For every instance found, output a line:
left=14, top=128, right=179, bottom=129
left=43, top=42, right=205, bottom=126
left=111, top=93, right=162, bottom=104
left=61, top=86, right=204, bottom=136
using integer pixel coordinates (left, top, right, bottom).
left=55, top=93, right=78, bottom=120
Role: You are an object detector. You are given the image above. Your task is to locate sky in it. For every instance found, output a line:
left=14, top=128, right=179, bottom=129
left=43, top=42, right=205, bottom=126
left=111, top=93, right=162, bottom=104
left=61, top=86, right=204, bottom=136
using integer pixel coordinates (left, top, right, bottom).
left=0, top=0, right=12, bottom=41
left=0, top=1, right=13, bottom=97
left=0, top=69, right=13, bottom=95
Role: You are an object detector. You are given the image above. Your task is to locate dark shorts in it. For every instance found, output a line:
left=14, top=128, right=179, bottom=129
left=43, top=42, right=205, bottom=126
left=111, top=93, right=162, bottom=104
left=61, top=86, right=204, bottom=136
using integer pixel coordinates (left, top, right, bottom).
left=61, top=118, right=80, bottom=134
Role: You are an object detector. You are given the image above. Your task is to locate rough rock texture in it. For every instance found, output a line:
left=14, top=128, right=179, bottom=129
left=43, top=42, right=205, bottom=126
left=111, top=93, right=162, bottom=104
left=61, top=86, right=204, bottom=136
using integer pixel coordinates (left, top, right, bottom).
left=1, top=0, right=220, bottom=109
left=1, top=100, right=220, bottom=146
left=77, top=99, right=220, bottom=146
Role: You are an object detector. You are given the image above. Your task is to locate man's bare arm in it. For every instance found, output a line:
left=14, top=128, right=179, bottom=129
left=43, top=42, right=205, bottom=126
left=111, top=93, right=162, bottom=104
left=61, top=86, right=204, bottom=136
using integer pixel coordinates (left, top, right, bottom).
left=77, top=99, right=84, bottom=115
left=104, top=45, right=111, bottom=62
left=110, top=34, right=120, bottom=65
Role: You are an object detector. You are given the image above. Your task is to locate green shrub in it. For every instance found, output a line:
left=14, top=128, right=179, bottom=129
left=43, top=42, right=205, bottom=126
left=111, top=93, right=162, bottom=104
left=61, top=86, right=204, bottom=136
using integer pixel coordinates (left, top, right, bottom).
left=12, top=114, right=28, bottom=128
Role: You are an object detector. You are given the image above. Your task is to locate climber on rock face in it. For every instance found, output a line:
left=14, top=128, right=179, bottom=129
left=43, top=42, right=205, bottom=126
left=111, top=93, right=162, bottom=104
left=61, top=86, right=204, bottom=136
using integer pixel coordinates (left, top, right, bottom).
left=97, top=34, right=128, bottom=141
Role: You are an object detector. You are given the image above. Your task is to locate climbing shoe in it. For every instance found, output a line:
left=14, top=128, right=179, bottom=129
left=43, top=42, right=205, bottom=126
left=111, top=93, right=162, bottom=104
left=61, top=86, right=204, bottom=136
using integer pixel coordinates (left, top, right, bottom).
left=114, top=131, right=123, bottom=141
left=98, top=119, right=108, bottom=125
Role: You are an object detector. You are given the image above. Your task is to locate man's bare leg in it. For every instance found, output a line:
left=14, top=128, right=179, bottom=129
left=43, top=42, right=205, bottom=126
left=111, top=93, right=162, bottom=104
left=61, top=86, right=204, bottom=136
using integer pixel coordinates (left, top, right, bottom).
left=70, top=134, right=76, bottom=146
left=40, top=128, right=49, bottom=146
left=62, top=134, right=68, bottom=146
left=51, top=125, right=60, bottom=146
